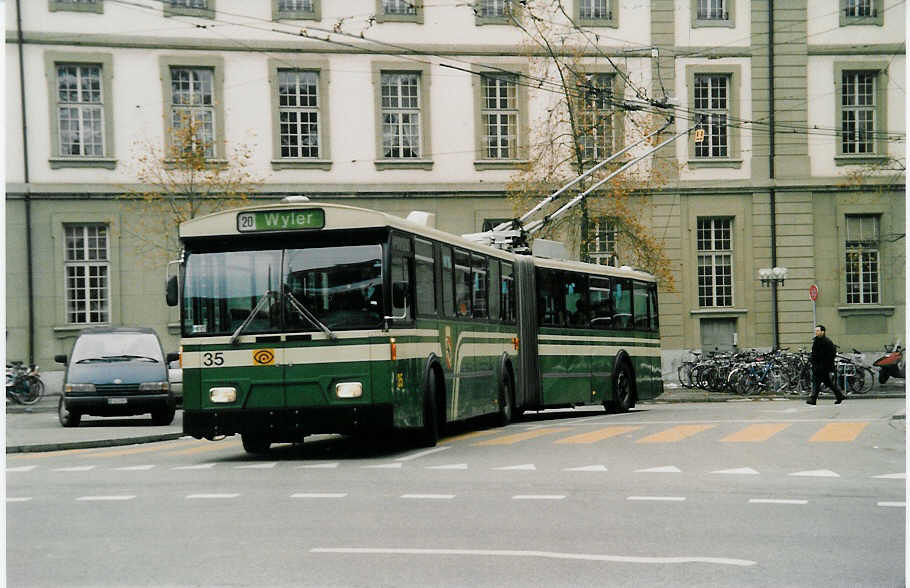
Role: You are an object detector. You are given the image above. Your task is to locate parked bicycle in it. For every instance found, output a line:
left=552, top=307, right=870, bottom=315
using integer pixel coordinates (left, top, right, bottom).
left=797, top=348, right=874, bottom=396
left=6, top=361, right=45, bottom=405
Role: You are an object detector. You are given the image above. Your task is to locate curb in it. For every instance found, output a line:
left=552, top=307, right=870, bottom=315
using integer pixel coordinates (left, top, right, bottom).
left=6, top=433, right=186, bottom=454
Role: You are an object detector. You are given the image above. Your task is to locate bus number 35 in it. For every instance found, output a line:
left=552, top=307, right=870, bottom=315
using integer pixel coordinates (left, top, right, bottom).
left=202, top=352, right=225, bottom=367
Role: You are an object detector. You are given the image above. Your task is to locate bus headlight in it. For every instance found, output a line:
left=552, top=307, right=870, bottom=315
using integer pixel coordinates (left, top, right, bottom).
left=335, top=382, right=362, bottom=399
left=209, top=387, right=237, bottom=403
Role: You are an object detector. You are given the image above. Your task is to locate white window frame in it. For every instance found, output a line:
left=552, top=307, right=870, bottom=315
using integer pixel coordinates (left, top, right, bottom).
left=590, top=217, right=618, bottom=266
left=693, top=74, right=730, bottom=159
left=696, top=217, right=733, bottom=308
left=56, top=64, right=105, bottom=158
left=692, top=0, right=733, bottom=27
left=159, top=56, right=225, bottom=161
left=49, top=0, right=103, bottom=13
left=578, top=73, right=615, bottom=165
left=278, top=70, right=321, bottom=159
left=381, top=72, right=422, bottom=159
left=64, top=224, right=111, bottom=325
left=845, top=215, right=881, bottom=304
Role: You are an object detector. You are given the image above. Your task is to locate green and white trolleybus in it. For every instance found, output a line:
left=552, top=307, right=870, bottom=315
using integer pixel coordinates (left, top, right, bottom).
left=169, top=200, right=662, bottom=453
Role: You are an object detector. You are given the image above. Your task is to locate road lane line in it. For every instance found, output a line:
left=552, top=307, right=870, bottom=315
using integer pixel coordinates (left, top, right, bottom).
left=114, top=465, right=156, bottom=471
left=721, top=423, right=791, bottom=442
left=310, top=548, right=756, bottom=567
left=172, top=463, right=216, bottom=470
left=627, top=496, right=686, bottom=501
left=6, top=497, right=32, bottom=502
left=809, top=422, right=868, bottom=442
left=76, top=495, right=136, bottom=501
left=555, top=426, right=642, bottom=444
left=426, top=463, right=468, bottom=470
left=635, top=424, right=716, bottom=443
left=749, top=499, right=808, bottom=505
left=473, top=427, right=572, bottom=446
left=401, top=494, right=455, bottom=500
left=291, top=493, right=348, bottom=499
left=873, top=473, right=906, bottom=479
left=512, top=495, right=565, bottom=500
left=235, top=462, right=278, bottom=469
left=6, top=465, right=38, bottom=472
left=396, top=447, right=450, bottom=461
left=53, top=465, right=97, bottom=472
left=878, top=502, right=905, bottom=507
left=296, top=463, right=340, bottom=469
left=789, top=470, right=839, bottom=477
left=186, top=493, right=240, bottom=499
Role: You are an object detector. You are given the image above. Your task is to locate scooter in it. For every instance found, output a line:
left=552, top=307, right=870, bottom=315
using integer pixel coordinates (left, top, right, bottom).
left=873, top=340, right=905, bottom=384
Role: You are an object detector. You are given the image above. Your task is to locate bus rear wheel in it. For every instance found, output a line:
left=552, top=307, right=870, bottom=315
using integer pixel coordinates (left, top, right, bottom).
left=498, top=374, right=513, bottom=427
left=415, top=374, right=439, bottom=447
left=608, top=362, right=635, bottom=413
left=241, top=433, right=271, bottom=455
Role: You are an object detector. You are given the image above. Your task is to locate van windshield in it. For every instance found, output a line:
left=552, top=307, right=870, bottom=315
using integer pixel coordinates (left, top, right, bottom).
left=72, top=333, right=163, bottom=363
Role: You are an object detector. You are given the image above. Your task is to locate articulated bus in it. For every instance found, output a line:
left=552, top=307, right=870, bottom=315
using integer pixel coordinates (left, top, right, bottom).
left=168, top=200, right=662, bottom=453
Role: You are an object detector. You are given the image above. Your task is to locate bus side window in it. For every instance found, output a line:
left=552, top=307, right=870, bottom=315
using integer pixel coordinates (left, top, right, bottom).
left=391, top=235, right=413, bottom=320
left=648, top=282, right=660, bottom=331
left=488, top=258, right=500, bottom=321
left=454, top=249, right=472, bottom=318
left=441, top=247, right=455, bottom=317
left=633, top=281, right=650, bottom=330
left=589, top=277, right=613, bottom=330
left=471, top=254, right=488, bottom=319
left=537, top=269, right=565, bottom=326
left=564, top=273, right=589, bottom=327
left=501, top=261, right=515, bottom=323
left=415, top=239, right=436, bottom=317
left=613, top=278, right=632, bottom=329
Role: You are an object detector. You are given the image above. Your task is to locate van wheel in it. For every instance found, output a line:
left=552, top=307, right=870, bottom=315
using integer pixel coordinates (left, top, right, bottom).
left=415, top=374, right=439, bottom=447
left=58, top=396, right=81, bottom=428
left=151, top=406, right=175, bottom=426
left=241, top=433, right=271, bottom=455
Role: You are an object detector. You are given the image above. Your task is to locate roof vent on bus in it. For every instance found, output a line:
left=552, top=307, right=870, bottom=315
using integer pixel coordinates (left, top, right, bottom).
left=405, top=211, right=435, bottom=228
left=531, top=239, right=569, bottom=260
left=281, top=196, right=310, bottom=203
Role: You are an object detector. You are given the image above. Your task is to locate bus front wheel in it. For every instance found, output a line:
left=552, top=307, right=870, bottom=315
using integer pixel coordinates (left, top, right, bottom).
left=416, top=374, right=439, bottom=447
left=498, top=373, right=513, bottom=427
left=241, top=433, right=271, bottom=455
left=610, top=362, right=635, bottom=413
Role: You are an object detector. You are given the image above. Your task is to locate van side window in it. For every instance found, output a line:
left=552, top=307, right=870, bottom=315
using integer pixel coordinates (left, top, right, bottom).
left=441, top=246, right=455, bottom=317
left=501, top=261, right=516, bottom=323
left=415, top=239, right=436, bottom=316
left=454, top=249, right=472, bottom=317
left=589, top=277, right=614, bottom=330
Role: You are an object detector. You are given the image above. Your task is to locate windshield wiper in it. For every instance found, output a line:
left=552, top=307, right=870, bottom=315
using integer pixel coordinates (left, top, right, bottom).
left=285, top=290, right=337, bottom=340
left=75, top=357, right=109, bottom=364
left=230, top=289, right=277, bottom=345
left=100, top=354, right=159, bottom=362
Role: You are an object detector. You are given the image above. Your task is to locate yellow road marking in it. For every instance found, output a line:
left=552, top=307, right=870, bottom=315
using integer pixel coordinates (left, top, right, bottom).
left=555, top=426, right=643, bottom=444
left=163, top=440, right=243, bottom=455
left=8, top=448, right=99, bottom=459
left=636, top=424, right=716, bottom=443
left=440, top=429, right=500, bottom=445
left=473, top=427, right=573, bottom=446
left=809, top=422, right=868, bottom=442
left=77, top=441, right=184, bottom=458
left=721, top=423, right=791, bottom=443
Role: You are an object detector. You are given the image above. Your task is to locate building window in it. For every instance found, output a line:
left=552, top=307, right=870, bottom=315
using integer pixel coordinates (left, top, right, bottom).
left=841, top=71, right=876, bottom=155
left=590, top=217, right=617, bottom=266
left=65, top=225, right=110, bottom=324
left=49, top=0, right=103, bottom=13
left=845, top=215, right=880, bottom=304
left=475, top=0, right=511, bottom=24
left=481, top=74, right=518, bottom=159
left=383, top=0, right=414, bottom=14
left=696, top=217, right=733, bottom=307
left=841, top=0, right=883, bottom=25
left=692, top=0, right=733, bottom=27
left=164, top=0, right=214, bottom=18
left=169, top=67, right=216, bottom=158
left=578, top=73, right=615, bottom=165
left=381, top=73, right=421, bottom=159
left=577, top=0, right=617, bottom=26
left=56, top=64, right=104, bottom=157
left=273, top=0, right=319, bottom=20
left=693, top=74, right=729, bottom=159
left=376, top=0, right=422, bottom=22
left=278, top=70, right=320, bottom=159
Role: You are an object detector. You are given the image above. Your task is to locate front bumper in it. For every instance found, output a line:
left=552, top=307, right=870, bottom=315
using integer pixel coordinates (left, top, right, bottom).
left=63, top=393, right=174, bottom=416
left=183, top=404, right=394, bottom=441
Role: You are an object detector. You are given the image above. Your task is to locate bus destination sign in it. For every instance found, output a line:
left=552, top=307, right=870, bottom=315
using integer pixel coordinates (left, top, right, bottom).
left=237, top=209, right=325, bottom=232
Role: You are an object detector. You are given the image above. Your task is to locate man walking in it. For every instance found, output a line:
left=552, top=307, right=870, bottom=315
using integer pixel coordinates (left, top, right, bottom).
left=808, top=324, right=845, bottom=405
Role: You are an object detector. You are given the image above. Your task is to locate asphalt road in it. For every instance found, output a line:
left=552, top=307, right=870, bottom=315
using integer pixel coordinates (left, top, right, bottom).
left=6, top=399, right=906, bottom=587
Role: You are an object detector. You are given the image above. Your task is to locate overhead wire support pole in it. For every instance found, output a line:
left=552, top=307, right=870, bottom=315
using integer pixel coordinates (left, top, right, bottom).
left=524, top=117, right=702, bottom=237
left=492, top=116, right=675, bottom=233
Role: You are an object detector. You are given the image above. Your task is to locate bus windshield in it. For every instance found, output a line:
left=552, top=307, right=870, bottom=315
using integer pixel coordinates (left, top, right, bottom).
left=182, top=244, right=383, bottom=336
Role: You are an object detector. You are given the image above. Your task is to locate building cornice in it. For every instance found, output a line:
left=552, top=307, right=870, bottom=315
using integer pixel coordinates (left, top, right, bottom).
left=807, top=43, right=906, bottom=56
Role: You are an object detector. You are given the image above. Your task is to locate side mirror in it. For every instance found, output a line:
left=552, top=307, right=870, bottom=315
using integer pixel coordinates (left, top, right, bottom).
left=54, top=354, right=67, bottom=365
left=166, top=275, right=179, bottom=307
left=166, top=352, right=179, bottom=364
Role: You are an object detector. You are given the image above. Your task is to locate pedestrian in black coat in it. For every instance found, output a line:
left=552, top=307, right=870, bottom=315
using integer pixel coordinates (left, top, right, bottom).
left=808, top=324, right=845, bottom=405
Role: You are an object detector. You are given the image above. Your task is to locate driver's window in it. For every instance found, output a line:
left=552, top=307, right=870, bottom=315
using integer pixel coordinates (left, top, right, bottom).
left=391, top=235, right=413, bottom=320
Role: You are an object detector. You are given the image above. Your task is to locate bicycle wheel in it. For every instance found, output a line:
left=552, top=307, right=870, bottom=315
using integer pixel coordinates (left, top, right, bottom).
left=849, top=367, right=873, bottom=395
left=18, top=379, right=43, bottom=405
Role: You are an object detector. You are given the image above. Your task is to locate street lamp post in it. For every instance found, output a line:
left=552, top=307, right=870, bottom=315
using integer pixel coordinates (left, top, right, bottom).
left=759, top=267, right=788, bottom=350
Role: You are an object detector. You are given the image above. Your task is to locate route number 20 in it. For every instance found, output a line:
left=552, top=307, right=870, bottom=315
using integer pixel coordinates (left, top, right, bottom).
left=202, top=352, right=224, bottom=367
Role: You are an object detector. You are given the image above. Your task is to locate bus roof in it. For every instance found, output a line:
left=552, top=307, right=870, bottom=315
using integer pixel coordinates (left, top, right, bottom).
left=178, top=201, right=656, bottom=281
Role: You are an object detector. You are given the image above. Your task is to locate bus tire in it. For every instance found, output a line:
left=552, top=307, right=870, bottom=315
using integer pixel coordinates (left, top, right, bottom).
left=241, top=433, right=271, bottom=455
left=498, top=372, right=514, bottom=427
left=416, top=373, right=439, bottom=447
left=610, top=361, right=635, bottom=413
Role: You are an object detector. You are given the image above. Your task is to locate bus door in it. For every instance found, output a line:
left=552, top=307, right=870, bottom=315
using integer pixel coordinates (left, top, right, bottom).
left=514, top=257, right=540, bottom=409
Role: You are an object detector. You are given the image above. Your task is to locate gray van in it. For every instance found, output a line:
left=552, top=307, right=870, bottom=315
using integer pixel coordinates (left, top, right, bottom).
left=55, top=327, right=178, bottom=427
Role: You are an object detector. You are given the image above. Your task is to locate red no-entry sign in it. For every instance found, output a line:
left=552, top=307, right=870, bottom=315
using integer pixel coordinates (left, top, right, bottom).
left=809, top=284, right=819, bottom=301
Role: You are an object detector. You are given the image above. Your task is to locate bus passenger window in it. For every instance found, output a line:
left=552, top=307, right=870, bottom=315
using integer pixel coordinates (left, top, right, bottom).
left=441, top=247, right=455, bottom=317
left=471, top=254, right=488, bottom=319
left=501, top=262, right=515, bottom=323
left=613, top=279, right=632, bottom=329
left=648, top=283, right=660, bottom=331
left=537, top=269, right=565, bottom=326
left=564, top=274, right=589, bottom=327
left=454, top=249, right=471, bottom=317
left=633, top=281, right=650, bottom=330
left=589, top=277, right=613, bottom=329
left=488, top=259, right=500, bottom=320
left=415, top=239, right=436, bottom=316
left=391, top=235, right=412, bottom=320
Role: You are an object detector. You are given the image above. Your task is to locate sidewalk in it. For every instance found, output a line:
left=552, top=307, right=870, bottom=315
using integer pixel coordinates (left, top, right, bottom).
left=5, top=382, right=906, bottom=453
